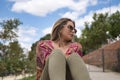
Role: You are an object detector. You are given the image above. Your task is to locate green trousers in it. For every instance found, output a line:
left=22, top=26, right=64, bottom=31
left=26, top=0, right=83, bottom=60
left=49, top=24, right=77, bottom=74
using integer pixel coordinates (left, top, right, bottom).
left=40, top=49, right=90, bottom=80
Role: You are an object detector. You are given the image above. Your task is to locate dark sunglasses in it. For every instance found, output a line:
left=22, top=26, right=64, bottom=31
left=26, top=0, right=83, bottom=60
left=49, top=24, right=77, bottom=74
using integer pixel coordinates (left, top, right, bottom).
left=67, top=25, right=77, bottom=33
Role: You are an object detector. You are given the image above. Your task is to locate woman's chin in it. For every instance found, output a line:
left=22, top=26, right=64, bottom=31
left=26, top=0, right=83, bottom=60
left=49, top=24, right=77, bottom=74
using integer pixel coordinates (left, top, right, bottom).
left=67, top=37, right=73, bottom=41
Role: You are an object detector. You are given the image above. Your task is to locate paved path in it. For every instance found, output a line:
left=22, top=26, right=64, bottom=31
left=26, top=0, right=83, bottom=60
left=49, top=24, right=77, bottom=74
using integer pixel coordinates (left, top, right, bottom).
left=0, top=74, right=32, bottom=80
left=0, top=65, right=120, bottom=80
left=87, top=65, right=120, bottom=80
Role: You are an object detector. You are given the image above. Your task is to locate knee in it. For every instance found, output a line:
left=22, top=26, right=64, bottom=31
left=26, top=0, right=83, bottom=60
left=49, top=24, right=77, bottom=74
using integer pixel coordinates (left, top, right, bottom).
left=49, top=49, right=66, bottom=60
left=67, top=53, right=80, bottom=59
left=67, top=53, right=83, bottom=63
left=52, top=49, right=63, bottom=54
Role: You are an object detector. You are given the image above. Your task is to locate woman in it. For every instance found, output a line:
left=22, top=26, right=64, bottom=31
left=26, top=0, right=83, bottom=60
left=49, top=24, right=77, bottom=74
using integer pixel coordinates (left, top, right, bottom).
left=36, top=18, right=90, bottom=80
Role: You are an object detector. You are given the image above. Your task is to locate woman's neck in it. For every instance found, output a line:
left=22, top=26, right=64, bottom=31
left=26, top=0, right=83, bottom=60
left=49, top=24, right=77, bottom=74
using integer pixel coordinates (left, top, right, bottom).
left=54, top=39, right=71, bottom=47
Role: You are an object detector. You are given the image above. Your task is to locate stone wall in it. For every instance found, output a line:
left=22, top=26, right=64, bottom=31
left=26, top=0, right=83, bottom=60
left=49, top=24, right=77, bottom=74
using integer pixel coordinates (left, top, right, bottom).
left=83, top=40, right=120, bottom=71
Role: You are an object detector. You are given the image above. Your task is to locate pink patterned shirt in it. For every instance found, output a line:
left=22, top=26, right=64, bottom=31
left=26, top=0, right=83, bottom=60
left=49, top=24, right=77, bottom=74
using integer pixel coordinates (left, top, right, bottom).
left=36, top=40, right=82, bottom=80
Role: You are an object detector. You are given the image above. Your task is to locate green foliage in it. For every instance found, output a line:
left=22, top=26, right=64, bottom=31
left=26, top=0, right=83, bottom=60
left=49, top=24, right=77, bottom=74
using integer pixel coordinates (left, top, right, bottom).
left=40, top=34, right=51, bottom=40
left=0, top=61, right=7, bottom=76
left=0, top=18, right=26, bottom=77
left=80, top=11, right=120, bottom=55
left=0, top=19, right=22, bottom=43
left=74, top=35, right=80, bottom=42
left=0, top=41, right=26, bottom=76
left=108, top=11, right=120, bottom=38
left=7, top=41, right=26, bottom=74
left=0, top=11, right=119, bottom=78
left=26, top=34, right=51, bottom=74
left=26, top=42, right=37, bottom=74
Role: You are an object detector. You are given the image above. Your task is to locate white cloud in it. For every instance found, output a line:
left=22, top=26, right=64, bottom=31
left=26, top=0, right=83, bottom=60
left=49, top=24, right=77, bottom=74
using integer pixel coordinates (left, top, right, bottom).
left=0, top=19, right=2, bottom=22
left=72, top=3, right=120, bottom=37
left=75, top=11, right=93, bottom=29
left=68, top=0, right=97, bottom=11
left=42, top=27, right=52, bottom=35
left=89, top=0, right=97, bottom=5
left=96, top=3, right=120, bottom=15
left=8, top=0, right=120, bottom=49
left=17, top=26, right=40, bottom=51
left=8, top=0, right=29, bottom=2
left=19, top=26, right=52, bottom=51
left=10, top=0, right=98, bottom=17
left=11, top=0, right=69, bottom=16
left=41, top=3, right=120, bottom=38
left=60, top=0, right=98, bottom=21
left=0, top=27, right=2, bottom=31
left=0, top=21, right=40, bottom=50
left=98, top=0, right=111, bottom=4
left=61, top=11, right=82, bottom=20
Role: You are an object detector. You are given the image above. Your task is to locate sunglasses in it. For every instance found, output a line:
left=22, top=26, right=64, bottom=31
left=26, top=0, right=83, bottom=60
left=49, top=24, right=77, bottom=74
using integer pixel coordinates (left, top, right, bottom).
left=67, top=25, right=77, bottom=33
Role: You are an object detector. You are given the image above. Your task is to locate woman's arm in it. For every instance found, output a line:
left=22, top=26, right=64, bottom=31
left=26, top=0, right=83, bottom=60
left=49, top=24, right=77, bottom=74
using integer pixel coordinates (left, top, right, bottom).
left=36, top=66, right=42, bottom=80
left=76, top=42, right=83, bottom=57
left=36, top=41, right=45, bottom=80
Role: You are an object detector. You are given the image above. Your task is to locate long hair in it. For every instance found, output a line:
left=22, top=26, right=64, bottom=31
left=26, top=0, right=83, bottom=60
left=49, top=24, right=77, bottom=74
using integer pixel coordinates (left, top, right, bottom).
left=51, top=18, right=75, bottom=41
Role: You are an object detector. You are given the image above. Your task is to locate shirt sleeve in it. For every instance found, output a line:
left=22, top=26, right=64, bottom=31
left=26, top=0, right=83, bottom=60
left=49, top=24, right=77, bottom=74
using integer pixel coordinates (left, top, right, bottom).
left=36, top=41, right=45, bottom=80
left=66, top=42, right=83, bottom=57
left=76, top=42, right=83, bottom=57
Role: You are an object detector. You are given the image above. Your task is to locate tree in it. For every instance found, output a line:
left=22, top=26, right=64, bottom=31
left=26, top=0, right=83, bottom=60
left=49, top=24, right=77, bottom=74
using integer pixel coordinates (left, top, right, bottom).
left=7, top=41, right=25, bottom=75
left=80, top=11, right=120, bottom=54
left=27, top=42, right=37, bottom=74
left=108, top=11, right=120, bottom=38
left=0, top=19, right=22, bottom=43
left=0, top=19, right=23, bottom=77
left=80, top=13, right=111, bottom=54
left=40, top=34, right=51, bottom=40
left=0, top=18, right=22, bottom=57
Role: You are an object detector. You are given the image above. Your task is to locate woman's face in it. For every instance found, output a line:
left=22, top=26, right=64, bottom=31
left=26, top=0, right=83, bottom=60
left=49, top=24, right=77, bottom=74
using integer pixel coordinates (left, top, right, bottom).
left=60, top=21, right=76, bottom=41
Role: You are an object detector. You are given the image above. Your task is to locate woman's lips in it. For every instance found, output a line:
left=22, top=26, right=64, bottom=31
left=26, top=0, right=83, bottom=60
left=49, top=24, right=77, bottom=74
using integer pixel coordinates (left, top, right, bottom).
left=70, top=34, right=74, bottom=37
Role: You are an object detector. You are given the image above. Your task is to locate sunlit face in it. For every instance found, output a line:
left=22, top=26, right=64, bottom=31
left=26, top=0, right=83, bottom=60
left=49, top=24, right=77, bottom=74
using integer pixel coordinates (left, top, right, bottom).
left=60, top=21, right=77, bottom=41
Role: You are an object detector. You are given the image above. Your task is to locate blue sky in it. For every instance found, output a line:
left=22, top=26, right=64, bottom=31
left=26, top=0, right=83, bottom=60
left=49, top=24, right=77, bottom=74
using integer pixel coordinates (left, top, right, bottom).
left=0, top=0, right=120, bottom=51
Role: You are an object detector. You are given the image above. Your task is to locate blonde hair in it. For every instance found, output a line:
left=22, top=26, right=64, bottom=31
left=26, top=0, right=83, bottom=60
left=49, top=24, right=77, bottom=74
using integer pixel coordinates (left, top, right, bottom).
left=51, top=18, right=75, bottom=41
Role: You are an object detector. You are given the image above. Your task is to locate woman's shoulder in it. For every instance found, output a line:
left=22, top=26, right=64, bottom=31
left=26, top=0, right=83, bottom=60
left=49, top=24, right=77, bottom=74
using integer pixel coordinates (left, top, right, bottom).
left=70, top=42, right=82, bottom=49
left=66, top=42, right=82, bottom=56
left=37, top=40, right=53, bottom=48
left=70, top=42, right=83, bottom=56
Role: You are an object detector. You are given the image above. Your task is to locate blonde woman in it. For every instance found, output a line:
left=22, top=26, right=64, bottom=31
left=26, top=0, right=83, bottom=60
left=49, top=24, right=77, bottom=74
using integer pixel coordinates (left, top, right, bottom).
left=36, top=18, right=90, bottom=80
